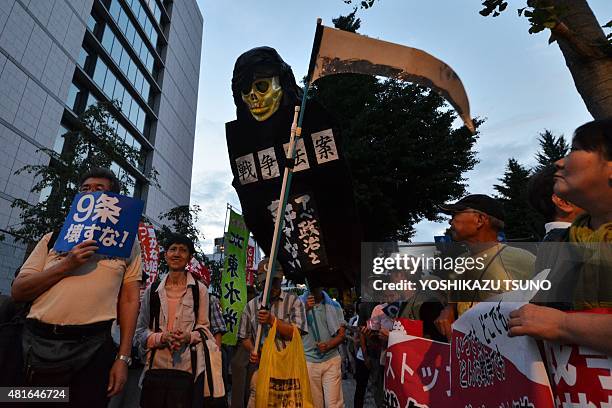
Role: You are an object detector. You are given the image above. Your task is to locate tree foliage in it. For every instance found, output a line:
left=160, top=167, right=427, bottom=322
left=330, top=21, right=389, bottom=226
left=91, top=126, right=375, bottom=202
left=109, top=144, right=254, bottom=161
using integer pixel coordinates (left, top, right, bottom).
left=494, top=158, right=540, bottom=240
left=309, top=14, right=481, bottom=242
left=156, top=205, right=204, bottom=257
left=494, top=130, right=567, bottom=240
left=534, top=129, right=569, bottom=170
left=9, top=101, right=155, bottom=244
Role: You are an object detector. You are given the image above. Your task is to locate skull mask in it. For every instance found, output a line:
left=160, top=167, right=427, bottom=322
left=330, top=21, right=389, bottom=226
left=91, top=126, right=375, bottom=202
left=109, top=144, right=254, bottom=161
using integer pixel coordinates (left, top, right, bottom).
left=241, top=76, right=283, bottom=122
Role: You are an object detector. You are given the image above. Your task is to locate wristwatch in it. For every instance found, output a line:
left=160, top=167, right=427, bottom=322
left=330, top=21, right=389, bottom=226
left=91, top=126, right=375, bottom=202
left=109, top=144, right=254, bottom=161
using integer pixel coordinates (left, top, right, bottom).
left=116, top=354, right=132, bottom=366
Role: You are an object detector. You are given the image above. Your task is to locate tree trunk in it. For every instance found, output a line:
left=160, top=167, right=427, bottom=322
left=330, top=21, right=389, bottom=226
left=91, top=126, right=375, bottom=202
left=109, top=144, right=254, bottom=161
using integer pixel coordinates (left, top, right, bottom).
left=551, top=0, right=612, bottom=119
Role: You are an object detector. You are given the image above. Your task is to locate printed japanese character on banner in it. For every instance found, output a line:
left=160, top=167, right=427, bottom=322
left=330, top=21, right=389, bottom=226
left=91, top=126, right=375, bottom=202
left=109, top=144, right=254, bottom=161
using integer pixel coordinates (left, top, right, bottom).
left=257, top=147, right=280, bottom=180
left=229, top=232, right=244, bottom=249
left=311, top=129, right=338, bottom=164
left=64, top=224, right=84, bottom=243
left=294, top=194, right=313, bottom=216
left=84, top=224, right=101, bottom=239
left=235, top=153, right=258, bottom=185
left=283, top=139, right=310, bottom=172
left=579, top=347, right=612, bottom=392
left=223, top=309, right=239, bottom=333
left=267, top=200, right=297, bottom=238
left=284, top=240, right=300, bottom=267
left=420, top=366, right=440, bottom=392
left=223, top=281, right=241, bottom=304
left=298, top=219, right=322, bottom=265
left=92, top=193, right=122, bottom=224
left=150, top=248, right=159, bottom=261
left=100, top=226, right=119, bottom=247
left=227, top=254, right=239, bottom=278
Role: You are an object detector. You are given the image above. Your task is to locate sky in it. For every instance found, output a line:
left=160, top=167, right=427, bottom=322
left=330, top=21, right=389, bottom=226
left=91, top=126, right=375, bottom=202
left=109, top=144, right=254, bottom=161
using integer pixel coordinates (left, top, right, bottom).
left=190, top=0, right=611, bottom=253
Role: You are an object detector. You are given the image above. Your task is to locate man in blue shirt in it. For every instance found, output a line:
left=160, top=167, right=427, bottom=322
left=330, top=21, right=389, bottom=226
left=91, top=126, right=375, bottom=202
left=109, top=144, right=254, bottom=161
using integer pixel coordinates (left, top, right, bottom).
left=300, top=287, right=346, bottom=408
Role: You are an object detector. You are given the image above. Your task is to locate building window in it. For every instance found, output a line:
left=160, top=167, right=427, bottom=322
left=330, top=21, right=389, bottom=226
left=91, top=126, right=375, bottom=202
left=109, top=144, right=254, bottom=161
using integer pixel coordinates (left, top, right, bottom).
left=87, top=14, right=97, bottom=32
left=53, top=124, right=70, bottom=154
left=65, top=83, right=80, bottom=112
left=77, top=48, right=90, bottom=69
left=125, top=0, right=159, bottom=46
left=91, top=58, right=147, bottom=134
left=111, top=161, right=137, bottom=197
left=107, top=0, right=157, bottom=74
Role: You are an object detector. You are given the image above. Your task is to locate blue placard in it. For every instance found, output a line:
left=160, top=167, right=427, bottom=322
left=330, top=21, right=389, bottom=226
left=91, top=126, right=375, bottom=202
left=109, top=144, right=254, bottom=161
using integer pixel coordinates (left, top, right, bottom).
left=54, top=192, right=144, bottom=258
left=434, top=235, right=452, bottom=243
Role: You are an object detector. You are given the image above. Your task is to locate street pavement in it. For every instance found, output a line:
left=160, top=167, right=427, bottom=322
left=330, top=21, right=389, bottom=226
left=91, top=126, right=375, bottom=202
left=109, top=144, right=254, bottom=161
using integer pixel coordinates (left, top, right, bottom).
left=110, top=367, right=377, bottom=407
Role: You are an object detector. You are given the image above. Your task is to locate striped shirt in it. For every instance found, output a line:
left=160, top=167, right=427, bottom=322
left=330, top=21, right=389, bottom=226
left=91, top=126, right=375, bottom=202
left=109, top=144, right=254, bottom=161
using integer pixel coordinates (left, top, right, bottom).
left=237, top=292, right=307, bottom=351
left=209, top=295, right=227, bottom=335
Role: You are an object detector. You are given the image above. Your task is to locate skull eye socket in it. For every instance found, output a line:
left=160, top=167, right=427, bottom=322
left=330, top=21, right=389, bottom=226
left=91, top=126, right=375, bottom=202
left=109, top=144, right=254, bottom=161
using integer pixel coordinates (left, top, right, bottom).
left=254, top=80, right=270, bottom=93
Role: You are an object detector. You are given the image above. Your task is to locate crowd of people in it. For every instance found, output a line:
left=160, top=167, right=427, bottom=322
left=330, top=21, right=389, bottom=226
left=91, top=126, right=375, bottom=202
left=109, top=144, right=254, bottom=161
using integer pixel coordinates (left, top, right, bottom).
left=0, top=117, right=609, bottom=407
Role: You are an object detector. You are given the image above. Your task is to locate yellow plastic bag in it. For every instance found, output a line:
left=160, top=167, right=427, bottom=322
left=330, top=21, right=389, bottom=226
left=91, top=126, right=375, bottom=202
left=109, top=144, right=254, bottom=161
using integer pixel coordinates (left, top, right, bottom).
left=255, top=320, right=313, bottom=408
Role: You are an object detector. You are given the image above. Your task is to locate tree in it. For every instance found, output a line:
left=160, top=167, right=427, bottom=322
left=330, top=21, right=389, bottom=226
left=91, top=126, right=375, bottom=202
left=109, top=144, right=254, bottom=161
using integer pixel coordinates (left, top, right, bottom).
left=343, top=0, right=612, bottom=119
left=534, top=129, right=569, bottom=170
left=156, top=204, right=205, bottom=257
left=494, top=158, right=542, bottom=240
left=309, top=11, right=481, bottom=241
left=9, top=101, right=155, bottom=245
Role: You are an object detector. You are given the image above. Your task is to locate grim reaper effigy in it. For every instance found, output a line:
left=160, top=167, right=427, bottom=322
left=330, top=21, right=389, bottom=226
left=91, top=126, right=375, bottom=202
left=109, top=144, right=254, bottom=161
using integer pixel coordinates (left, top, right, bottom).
left=225, top=46, right=362, bottom=288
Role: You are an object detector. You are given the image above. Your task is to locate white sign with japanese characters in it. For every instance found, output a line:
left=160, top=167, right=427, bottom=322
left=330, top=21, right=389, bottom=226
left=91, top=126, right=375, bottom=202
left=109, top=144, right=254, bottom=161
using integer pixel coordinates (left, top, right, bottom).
left=235, top=153, right=259, bottom=185
left=283, top=139, right=310, bottom=172
left=257, top=147, right=280, bottom=180
left=311, top=129, right=339, bottom=165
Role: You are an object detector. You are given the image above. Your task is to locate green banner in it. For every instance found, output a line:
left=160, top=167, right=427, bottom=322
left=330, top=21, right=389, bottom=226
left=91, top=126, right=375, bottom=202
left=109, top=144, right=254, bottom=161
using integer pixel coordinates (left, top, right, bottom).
left=221, top=209, right=249, bottom=345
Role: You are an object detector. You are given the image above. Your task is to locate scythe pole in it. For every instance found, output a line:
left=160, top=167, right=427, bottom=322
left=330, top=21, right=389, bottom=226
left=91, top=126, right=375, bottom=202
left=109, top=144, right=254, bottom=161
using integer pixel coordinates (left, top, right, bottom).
left=252, top=19, right=325, bottom=356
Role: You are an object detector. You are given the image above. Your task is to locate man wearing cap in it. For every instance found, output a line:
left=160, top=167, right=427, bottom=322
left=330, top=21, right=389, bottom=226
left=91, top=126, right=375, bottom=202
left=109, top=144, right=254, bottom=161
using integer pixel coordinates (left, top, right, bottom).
left=237, top=258, right=307, bottom=408
left=433, top=194, right=536, bottom=340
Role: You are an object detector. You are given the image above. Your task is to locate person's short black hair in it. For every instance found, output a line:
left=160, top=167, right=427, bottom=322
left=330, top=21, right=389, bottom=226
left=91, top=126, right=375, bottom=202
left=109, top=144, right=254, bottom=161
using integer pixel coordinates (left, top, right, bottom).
left=572, top=118, right=612, bottom=160
left=79, top=167, right=121, bottom=193
left=164, top=232, right=196, bottom=255
left=527, top=164, right=556, bottom=222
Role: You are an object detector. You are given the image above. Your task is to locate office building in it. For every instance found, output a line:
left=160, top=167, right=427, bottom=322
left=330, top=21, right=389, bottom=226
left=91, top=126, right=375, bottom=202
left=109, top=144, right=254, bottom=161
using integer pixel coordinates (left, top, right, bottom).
left=0, top=0, right=203, bottom=292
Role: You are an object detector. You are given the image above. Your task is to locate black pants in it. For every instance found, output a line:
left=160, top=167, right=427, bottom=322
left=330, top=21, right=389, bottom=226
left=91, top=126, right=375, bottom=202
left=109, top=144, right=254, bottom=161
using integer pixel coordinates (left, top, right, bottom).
left=353, top=358, right=369, bottom=408
left=25, top=333, right=116, bottom=408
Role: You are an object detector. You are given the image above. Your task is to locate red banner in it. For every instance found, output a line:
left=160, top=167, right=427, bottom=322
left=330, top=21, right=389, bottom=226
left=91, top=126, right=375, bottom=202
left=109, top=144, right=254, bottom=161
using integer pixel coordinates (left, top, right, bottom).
left=385, top=302, right=556, bottom=407
left=187, top=258, right=211, bottom=287
left=384, top=319, right=451, bottom=407
left=138, top=221, right=159, bottom=288
left=543, top=309, right=612, bottom=407
left=246, top=244, right=255, bottom=286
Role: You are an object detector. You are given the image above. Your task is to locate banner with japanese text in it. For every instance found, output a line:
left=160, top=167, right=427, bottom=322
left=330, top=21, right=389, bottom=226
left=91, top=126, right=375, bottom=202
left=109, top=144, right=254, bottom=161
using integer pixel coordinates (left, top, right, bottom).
left=542, top=308, right=612, bottom=407
left=187, top=258, right=211, bottom=287
left=221, top=209, right=249, bottom=345
left=384, top=319, right=452, bottom=407
left=138, top=221, right=160, bottom=288
left=246, top=243, right=256, bottom=286
left=451, top=300, right=554, bottom=407
left=55, top=192, right=144, bottom=258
